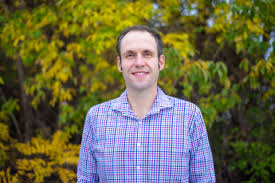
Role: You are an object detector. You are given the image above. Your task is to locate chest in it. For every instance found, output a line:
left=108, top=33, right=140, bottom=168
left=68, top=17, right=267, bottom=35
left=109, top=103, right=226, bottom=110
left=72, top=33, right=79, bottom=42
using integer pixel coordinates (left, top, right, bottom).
left=93, top=113, right=192, bottom=181
left=94, top=112, right=191, bottom=156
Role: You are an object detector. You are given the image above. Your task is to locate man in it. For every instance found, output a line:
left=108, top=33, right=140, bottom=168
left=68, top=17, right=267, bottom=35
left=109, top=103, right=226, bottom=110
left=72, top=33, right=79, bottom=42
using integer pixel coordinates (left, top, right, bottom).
left=77, top=25, right=215, bottom=182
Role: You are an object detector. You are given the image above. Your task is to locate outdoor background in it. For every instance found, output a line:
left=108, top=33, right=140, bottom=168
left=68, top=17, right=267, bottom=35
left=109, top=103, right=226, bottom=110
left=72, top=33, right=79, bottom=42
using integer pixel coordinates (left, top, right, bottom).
left=0, top=0, right=274, bottom=182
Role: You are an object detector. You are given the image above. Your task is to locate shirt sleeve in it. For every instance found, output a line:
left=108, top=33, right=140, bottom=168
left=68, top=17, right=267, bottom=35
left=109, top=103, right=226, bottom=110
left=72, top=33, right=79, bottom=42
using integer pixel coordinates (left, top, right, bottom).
left=77, top=109, right=99, bottom=183
left=189, top=107, right=216, bottom=182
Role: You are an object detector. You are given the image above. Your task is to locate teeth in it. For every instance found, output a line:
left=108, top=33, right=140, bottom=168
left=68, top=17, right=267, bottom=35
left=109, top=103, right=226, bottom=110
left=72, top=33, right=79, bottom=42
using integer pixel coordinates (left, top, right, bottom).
left=135, top=72, right=146, bottom=75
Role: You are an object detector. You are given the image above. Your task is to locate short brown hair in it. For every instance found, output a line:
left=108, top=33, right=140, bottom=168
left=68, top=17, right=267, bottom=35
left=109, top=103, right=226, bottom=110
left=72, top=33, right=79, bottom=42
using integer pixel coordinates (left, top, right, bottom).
left=116, top=25, right=163, bottom=59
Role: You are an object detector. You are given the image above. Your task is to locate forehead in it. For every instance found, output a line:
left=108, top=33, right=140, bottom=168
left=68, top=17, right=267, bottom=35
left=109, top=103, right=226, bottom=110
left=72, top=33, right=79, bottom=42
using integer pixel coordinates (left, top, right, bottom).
left=120, top=31, right=157, bottom=53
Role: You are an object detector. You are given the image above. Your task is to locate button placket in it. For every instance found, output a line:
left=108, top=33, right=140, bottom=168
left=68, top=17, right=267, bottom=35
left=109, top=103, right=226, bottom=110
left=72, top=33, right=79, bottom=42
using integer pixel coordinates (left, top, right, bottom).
left=136, top=119, right=143, bottom=181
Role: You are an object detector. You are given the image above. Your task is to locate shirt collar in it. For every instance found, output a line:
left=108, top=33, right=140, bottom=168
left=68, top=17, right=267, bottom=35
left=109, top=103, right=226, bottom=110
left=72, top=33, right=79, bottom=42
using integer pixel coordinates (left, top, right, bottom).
left=111, top=87, right=172, bottom=118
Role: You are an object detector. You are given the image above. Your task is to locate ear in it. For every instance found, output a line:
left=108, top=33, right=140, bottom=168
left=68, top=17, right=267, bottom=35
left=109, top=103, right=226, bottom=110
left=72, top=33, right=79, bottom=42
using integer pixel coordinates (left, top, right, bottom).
left=159, top=55, right=165, bottom=71
left=117, top=56, right=122, bottom=72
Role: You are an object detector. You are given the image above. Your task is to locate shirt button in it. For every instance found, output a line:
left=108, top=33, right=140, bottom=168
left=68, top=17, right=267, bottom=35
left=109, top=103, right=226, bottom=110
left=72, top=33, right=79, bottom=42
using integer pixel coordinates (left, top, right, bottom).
left=137, top=166, right=141, bottom=170
left=137, top=143, right=141, bottom=147
left=138, top=121, right=142, bottom=125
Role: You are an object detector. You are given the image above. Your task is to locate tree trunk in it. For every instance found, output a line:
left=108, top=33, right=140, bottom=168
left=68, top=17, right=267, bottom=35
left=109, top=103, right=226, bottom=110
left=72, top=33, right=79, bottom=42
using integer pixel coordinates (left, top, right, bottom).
left=16, top=56, right=33, bottom=141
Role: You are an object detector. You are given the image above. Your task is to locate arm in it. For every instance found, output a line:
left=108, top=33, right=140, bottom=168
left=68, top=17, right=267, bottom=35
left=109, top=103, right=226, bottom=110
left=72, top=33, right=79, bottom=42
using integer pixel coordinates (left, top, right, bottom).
left=189, top=108, right=216, bottom=183
left=77, top=109, right=99, bottom=183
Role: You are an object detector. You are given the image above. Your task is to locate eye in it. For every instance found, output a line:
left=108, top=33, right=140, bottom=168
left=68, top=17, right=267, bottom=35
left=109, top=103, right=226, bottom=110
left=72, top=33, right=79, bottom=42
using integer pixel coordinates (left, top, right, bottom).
left=144, top=51, right=152, bottom=57
left=125, top=52, right=135, bottom=58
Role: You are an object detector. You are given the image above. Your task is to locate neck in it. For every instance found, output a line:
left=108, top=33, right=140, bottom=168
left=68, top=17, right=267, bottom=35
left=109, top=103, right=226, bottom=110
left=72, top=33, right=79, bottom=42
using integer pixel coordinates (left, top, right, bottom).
left=126, top=86, right=158, bottom=120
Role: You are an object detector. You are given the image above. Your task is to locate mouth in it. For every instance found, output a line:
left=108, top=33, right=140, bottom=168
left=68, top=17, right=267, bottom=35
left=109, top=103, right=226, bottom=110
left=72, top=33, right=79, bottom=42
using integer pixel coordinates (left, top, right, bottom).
left=132, top=71, right=149, bottom=76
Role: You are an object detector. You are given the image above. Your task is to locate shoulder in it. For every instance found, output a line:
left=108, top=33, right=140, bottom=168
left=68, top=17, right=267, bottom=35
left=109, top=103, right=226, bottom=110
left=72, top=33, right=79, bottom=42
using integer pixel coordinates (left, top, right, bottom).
left=167, top=96, right=201, bottom=115
left=85, top=99, right=114, bottom=118
left=166, top=96, right=204, bottom=131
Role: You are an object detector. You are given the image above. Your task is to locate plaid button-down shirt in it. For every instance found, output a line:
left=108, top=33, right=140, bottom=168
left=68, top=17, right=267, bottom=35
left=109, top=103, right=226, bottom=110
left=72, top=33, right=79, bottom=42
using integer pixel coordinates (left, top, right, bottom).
left=77, top=87, right=215, bottom=182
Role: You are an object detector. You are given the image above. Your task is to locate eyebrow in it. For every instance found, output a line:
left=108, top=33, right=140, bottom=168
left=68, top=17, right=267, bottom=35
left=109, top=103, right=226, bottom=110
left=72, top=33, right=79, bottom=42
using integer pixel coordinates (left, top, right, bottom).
left=122, top=49, right=156, bottom=57
left=143, top=49, right=153, bottom=53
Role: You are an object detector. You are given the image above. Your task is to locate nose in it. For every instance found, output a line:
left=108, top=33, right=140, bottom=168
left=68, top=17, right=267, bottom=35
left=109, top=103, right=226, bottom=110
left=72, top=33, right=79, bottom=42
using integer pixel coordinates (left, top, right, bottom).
left=135, top=54, right=145, bottom=67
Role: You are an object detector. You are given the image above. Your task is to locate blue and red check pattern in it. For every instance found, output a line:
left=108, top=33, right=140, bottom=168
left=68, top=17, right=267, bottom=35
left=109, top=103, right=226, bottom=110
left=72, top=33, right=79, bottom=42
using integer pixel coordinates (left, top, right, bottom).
left=77, top=87, right=215, bottom=182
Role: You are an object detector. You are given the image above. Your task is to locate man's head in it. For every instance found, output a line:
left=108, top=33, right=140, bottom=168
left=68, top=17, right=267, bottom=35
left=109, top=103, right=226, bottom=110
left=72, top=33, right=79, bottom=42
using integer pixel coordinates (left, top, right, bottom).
left=116, top=25, right=165, bottom=92
left=116, top=25, right=163, bottom=60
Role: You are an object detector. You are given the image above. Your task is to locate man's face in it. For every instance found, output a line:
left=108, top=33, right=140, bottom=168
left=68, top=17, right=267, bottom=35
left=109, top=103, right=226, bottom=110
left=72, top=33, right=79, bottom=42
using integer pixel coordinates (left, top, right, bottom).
left=117, top=31, right=165, bottom=92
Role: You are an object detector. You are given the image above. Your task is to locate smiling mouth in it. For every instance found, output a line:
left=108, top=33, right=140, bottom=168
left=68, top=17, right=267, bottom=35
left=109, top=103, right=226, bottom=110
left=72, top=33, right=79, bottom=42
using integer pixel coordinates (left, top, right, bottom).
left=132, top=72, right=148, bottom=76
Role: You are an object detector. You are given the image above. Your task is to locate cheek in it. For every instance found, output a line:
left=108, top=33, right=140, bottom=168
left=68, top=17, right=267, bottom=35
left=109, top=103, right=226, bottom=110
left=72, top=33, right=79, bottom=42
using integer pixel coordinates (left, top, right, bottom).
left=150, top=61, right=159, bottom=69
left=122, top=62, right=134, bottom=71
